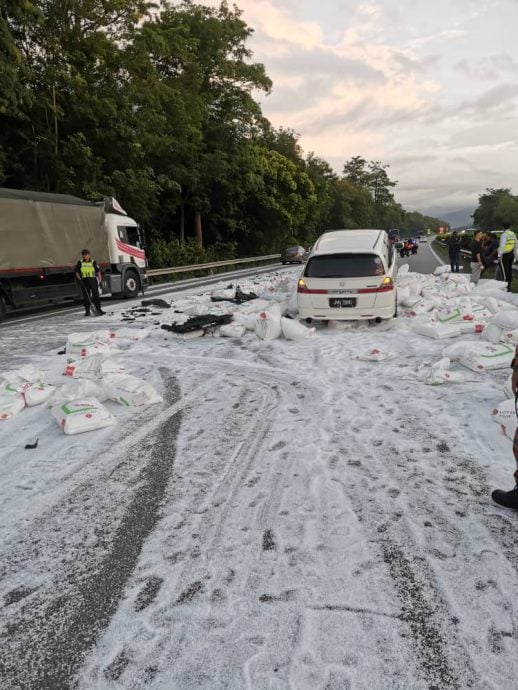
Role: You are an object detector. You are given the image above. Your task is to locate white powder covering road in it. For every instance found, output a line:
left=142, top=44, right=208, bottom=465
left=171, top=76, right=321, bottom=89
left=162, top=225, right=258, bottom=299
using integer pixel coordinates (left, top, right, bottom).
left=1, top=266, right=518, bottom=689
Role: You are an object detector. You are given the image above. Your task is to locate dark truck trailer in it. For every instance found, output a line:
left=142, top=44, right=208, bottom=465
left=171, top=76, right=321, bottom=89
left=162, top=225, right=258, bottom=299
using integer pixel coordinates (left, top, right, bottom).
left=0, top=188, right=148, bottom=321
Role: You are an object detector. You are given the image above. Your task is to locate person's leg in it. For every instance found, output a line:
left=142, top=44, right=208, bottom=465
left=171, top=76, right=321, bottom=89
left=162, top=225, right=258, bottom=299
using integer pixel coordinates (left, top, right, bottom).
left=470, top=262, right=482, bottom=284
left=89, top=279, right=104, bottom=314
left=80, top=281, right=90, bottom=315
left=503, top=252, right=514, bottom=291
left=491, top=425, right=518, bottom=508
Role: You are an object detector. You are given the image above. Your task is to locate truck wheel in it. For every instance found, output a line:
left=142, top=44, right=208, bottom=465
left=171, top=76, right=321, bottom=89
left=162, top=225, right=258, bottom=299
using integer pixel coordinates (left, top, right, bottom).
left=123, top=270, right=139, bottom=299
left=0, top=295, right=5, bottom=322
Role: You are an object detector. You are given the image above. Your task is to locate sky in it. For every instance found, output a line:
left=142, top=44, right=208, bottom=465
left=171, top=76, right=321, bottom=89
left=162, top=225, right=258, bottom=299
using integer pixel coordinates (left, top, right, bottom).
left=4, top=260, right=518, bottom=687
left=198, top=0, right=518, bottom=215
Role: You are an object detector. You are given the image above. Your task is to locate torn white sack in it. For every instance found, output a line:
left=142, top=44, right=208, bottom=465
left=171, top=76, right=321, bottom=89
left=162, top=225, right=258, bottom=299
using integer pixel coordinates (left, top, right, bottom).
left=459, top=343, right=514, bottom=371
left=412, top=321, right=461, bottom=339
left=254, top=303, right=282, bottom=340
left=52, top=398, right=116, bottom=435
left=281, top=317, right=317, bottom=341
left=64, top=355, right=125, bottom=380
left=53, top=379, right=108, bottom=406
left=219, top=323, right=247, bottom=338
left=103, top=374, right=163, bottom=407
left=0, top=391, right=25, bottom=419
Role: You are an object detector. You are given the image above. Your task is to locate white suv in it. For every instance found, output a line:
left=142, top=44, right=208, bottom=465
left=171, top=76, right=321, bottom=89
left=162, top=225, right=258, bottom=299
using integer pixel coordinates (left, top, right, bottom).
left=297, top=229, right=397, bottom=321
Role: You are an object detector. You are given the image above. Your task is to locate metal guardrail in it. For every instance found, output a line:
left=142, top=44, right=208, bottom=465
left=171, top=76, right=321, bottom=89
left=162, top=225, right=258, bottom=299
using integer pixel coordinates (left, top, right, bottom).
left=147, top=254, right=281, bottom=278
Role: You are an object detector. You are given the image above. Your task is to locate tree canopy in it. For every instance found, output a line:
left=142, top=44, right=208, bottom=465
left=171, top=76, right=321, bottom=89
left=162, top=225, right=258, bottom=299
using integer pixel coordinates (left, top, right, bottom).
left=0, top=0, right=449, bottom=265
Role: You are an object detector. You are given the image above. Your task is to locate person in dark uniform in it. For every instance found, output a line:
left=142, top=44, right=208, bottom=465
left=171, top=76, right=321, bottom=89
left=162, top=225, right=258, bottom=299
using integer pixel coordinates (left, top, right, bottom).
left=75, top=249, right=105, bottom=316
left=447, top=231, right=461, bottom=273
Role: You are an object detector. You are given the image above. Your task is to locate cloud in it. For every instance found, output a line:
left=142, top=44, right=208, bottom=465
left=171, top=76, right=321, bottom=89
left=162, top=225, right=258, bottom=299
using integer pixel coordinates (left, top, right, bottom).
left=193, top=0, right=518, bottom=212
left=455, top=53, right=518, bottom=81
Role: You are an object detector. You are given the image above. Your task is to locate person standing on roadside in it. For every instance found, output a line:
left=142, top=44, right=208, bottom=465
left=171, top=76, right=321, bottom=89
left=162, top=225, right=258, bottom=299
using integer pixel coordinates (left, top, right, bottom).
left=482, top=232, right=499, bottom=276
left=470, top=230, right=484, bottom=284
left=75, top=249, right=105, bottom=316
left=492, top=346, right=518, bottom=509
left=447, top=231, right=461, bottom=273
left=497, top=222, right=517, bottom=292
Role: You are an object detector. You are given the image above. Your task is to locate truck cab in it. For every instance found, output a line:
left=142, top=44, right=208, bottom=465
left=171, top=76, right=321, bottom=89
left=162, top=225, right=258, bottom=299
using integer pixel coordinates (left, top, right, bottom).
left=102, top=197, right=148, bottom=299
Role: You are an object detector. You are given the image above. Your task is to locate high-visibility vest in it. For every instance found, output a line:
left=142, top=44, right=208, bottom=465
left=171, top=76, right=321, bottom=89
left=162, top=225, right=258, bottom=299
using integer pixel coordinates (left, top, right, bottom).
left=503, top=230, right=517, bottom=254
left=79, top=260, right=96, bottom=278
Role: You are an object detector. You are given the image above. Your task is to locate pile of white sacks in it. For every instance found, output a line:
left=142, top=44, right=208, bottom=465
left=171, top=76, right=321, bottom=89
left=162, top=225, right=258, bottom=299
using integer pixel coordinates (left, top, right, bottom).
left=172, top=275, right=316, bottom=341
left=0, top=327, right=162, bottom=434
left=397, top=264, right=518, bottom=439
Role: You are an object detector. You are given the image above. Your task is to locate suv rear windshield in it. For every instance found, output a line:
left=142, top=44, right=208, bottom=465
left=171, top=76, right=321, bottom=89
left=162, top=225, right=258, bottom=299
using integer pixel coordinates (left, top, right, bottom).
left=305, top=253, right=385, bottom=278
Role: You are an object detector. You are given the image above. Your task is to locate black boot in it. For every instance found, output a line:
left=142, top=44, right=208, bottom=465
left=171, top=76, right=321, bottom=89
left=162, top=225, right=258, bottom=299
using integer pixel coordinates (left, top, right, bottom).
left=84, top=310, right=91, bottom=317
left=491, top=485, right=518, bottom=509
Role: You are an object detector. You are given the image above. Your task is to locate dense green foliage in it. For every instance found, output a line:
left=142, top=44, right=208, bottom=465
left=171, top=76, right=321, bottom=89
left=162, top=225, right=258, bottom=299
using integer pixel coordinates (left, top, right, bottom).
left=1, top=0, right=447, bottom=266
left=473, top=188, right=518, bottom=231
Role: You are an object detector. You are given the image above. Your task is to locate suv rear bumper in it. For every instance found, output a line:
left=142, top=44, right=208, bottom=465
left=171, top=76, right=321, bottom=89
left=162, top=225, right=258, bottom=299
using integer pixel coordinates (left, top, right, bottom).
left=298, top=301, right=395, bottom=321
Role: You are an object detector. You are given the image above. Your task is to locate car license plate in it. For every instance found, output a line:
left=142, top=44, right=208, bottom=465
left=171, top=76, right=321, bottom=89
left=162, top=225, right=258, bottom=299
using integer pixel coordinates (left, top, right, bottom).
left=329, top=297, right=356, bottom=308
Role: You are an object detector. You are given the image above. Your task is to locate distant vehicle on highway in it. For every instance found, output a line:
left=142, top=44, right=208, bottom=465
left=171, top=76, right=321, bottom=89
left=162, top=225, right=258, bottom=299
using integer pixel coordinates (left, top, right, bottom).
left=399, top=239, right=418, bottom=257
left=281, top=246, right=306, bottom=264
left=387, top=228, right=400, bottom=244
left=418, top=235, right=428, bottom=243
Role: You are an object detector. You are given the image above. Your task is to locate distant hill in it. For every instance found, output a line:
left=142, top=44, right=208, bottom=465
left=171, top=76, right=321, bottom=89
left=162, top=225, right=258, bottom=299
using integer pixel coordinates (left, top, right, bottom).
left=440, top=208, right=475, bottom=229
left=424, top=207, right=474, bottom=229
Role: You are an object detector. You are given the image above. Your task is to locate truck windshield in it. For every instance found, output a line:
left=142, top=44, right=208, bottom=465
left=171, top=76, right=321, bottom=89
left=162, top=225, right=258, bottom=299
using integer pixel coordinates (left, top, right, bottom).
left=305, top=253, right=385, bottom=278
left=118, top=225, right=142, bottom=248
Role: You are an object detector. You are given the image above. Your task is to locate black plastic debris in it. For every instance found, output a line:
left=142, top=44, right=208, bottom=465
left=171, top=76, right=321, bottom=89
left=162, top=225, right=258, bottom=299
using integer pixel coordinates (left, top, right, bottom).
left=235, top=286, right=258, bottom=303
left=24, top=438, right=39, bottom=449
left=161, top=313, right=233, bottom=334
left=210, top=285, right=258, bottom=304
left=141, top=298, right=170, bottom=309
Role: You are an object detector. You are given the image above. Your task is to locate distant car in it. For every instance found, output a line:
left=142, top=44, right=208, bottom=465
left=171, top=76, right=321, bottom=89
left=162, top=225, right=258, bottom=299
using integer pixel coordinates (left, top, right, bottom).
left=419, top=235, right=428, bottom=243
left=281, top=245, right=306, bottom=264
left=302, top=245, right=312, bottom=262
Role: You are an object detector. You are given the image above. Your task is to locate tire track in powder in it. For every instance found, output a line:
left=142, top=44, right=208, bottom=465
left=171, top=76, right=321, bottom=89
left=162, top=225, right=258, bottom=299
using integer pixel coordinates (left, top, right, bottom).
left=0, top=368, right=183, bottom=689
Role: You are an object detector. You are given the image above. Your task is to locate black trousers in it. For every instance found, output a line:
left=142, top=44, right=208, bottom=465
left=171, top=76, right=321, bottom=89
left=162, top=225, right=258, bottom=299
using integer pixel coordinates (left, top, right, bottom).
left=81, top=277, right=101, bottom=312
left=501, top=252, right=514, bottom=291
left=449, top=250, right=460, bottom=272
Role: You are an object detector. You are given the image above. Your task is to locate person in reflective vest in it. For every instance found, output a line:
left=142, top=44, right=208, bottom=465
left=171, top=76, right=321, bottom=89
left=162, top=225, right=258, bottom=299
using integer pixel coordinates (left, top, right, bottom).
left=497, top=222, right=517, bottom=292
left=74, top=249, right=105, bottom=316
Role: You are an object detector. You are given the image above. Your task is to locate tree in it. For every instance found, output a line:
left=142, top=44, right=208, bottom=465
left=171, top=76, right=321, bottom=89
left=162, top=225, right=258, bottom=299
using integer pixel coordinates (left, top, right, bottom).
left=472, top=188, right=518, bottom=231
left=342, top=157, right=397, bottom=226
left=238, top=145, right=316, bottom=253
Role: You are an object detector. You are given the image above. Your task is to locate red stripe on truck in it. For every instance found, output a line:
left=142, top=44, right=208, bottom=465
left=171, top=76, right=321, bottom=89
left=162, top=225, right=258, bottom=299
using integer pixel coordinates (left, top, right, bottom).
left=115, top=238, right=145, bottom=260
